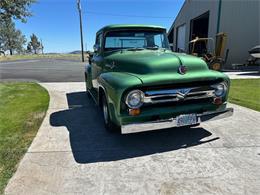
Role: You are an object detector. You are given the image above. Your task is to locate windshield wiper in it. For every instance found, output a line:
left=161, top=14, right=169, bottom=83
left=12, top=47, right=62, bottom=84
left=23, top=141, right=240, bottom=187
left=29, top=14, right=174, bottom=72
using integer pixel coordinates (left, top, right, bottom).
left=104, top=47, right=144, bottom=53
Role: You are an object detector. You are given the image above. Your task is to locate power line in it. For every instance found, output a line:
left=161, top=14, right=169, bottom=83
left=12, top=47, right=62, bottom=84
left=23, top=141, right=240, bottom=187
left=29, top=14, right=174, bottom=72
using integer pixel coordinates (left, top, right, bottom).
left=82, top=11, right=174, bottom=19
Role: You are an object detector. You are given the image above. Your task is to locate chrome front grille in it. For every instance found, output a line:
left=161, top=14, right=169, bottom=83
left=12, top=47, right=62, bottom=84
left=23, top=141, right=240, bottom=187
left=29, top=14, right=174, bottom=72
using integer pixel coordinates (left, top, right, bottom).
left=143, top=87, right=215, bottom=104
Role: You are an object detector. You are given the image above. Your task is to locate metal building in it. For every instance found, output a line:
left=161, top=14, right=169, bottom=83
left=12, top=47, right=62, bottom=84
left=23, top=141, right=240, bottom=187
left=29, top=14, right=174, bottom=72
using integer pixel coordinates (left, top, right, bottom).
left=168, top=0, right=260, bottom=68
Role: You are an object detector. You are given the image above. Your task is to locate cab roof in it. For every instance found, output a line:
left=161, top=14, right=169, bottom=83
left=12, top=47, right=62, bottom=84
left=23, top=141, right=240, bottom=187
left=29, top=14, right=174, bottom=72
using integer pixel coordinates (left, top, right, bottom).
left=97, top=24, right=166, bottom=34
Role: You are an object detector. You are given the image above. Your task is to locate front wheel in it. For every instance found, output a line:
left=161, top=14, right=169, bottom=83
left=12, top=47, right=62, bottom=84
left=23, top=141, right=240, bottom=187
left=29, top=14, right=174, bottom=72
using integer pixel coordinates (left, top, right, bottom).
left=101, top=95, right=120, bottom=132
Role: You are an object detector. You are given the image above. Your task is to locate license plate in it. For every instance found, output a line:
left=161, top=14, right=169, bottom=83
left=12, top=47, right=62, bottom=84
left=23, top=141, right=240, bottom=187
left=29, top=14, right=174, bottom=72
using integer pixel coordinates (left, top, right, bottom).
left=176, top=114, right=197, bottom=127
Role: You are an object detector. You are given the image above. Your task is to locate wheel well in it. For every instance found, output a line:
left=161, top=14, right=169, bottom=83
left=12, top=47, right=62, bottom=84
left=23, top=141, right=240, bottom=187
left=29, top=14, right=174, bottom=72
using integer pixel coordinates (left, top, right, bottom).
left=98, top=87, right=105, bottom=106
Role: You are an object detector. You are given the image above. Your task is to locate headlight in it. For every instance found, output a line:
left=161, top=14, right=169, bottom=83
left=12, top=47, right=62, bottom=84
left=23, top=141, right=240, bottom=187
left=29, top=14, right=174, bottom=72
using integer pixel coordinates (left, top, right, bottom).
left=125, top=90, right=144, bottom=108
left=212, top=82, right=227, bottom=97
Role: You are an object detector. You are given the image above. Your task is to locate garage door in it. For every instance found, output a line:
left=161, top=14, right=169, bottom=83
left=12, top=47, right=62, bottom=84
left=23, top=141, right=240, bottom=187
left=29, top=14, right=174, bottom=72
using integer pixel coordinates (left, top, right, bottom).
left=177, top=24, right=186, bottom=52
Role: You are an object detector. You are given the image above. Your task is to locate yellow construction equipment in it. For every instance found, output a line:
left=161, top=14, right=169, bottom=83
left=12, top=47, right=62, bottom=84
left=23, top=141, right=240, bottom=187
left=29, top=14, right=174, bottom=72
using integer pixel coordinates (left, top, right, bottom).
left=189, top=33, right=227, bottom=71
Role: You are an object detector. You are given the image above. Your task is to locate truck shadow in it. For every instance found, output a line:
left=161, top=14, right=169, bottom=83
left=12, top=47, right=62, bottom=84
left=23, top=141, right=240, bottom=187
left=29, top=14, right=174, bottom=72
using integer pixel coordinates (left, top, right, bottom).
left=50, top=91, right=219, bottom=164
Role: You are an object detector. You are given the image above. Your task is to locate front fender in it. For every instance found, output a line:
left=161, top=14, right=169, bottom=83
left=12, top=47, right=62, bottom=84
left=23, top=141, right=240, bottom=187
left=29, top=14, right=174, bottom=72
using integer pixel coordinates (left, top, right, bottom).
left=98, top=72, right=143, bottom=125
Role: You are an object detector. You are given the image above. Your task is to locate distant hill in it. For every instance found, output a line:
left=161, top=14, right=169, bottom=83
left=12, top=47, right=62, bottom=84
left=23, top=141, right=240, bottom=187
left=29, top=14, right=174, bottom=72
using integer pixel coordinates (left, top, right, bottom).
left=69, top=50, right=92, bottom=54
left=69, top=50, right=81, bottom=54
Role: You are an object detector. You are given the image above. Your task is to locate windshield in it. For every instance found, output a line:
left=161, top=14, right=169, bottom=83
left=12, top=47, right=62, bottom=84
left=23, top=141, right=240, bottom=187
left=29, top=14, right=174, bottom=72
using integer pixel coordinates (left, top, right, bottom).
left=104, top=30, right=170, bottom=51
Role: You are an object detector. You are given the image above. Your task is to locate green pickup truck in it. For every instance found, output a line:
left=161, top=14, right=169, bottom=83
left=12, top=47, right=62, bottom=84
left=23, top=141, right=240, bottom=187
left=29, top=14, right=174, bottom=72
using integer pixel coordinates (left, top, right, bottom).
left=85, top=24, right=233, bottom=134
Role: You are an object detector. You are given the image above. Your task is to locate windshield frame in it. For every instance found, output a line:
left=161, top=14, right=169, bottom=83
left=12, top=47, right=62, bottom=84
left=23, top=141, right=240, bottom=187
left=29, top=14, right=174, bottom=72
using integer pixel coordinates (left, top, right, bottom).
left=103, top=29, right=170, bottom=52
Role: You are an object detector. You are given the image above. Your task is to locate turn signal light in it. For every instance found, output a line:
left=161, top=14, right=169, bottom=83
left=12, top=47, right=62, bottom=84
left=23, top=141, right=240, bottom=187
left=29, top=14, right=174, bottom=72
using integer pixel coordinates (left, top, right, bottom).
left=213, top=97, right=222, bottom=105
left=129, top=108, right=141, bottom=116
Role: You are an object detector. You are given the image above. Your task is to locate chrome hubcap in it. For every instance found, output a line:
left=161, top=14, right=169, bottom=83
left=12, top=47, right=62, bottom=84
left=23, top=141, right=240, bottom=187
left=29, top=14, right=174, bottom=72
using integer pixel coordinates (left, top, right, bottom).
left=103, top=99, right=108, bottom=124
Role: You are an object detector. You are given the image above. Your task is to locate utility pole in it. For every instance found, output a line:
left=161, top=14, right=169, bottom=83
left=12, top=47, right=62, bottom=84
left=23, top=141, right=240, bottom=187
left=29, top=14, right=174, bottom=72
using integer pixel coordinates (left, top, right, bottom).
left=77, top=0, right=84, bottom=62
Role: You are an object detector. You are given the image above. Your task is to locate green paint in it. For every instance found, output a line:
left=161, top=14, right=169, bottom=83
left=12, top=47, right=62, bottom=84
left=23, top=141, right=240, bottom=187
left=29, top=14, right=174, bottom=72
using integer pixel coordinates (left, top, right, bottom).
left=217, top=0, right=222, bottom=33
left=86, top=25, right=231, bottom=126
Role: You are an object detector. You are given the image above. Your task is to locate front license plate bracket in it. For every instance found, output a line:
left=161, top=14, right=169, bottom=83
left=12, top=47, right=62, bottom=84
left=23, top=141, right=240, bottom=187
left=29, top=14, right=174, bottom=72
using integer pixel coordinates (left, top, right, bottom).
left=176, top=114, right=197, bottom=127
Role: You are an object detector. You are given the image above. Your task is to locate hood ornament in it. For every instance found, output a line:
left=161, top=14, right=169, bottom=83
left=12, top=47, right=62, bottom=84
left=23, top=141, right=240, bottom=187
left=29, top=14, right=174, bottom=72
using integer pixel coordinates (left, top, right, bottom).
left=178, top=64, right=187, bottom=75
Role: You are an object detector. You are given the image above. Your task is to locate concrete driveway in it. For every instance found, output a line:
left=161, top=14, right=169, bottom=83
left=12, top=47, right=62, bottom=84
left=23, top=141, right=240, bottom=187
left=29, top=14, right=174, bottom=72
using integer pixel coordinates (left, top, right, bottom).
left=224, top=71, right=260, bottom=79
left=4, top=82, right=260, bottom=195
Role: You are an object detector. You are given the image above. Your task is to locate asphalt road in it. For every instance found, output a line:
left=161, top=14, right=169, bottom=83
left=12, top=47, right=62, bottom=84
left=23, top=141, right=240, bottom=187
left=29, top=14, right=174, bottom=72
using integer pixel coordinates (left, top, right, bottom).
left=0, top=59, right=85, bottom=82
left=5, top=82, right=260, bottom=195
left=1, top=59, right=259, bottom=83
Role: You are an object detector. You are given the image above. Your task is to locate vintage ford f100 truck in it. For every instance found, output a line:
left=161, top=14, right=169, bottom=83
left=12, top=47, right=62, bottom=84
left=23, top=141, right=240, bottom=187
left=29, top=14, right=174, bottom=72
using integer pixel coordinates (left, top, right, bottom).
left=85, top=25, right=233, bottom=134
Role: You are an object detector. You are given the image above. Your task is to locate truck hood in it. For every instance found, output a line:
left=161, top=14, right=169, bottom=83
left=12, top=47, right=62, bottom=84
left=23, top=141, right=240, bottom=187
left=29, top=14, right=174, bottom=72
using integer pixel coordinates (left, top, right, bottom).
left=105, top=50, right=208, bottom=74
left=104, top=50, right=227, bottom=85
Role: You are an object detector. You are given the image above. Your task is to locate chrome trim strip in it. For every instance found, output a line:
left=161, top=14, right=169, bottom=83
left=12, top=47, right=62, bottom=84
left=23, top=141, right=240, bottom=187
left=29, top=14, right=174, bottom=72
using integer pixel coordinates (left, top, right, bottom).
left=121, top=108, right=233, bottom=134
left=143, top=90, right=215, bottom=104
left=145, top=87, right=197, bottom=96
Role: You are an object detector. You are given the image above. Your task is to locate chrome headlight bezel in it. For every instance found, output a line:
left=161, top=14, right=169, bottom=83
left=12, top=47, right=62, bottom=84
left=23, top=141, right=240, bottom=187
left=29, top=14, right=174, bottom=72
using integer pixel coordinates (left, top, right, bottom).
left=125, top=90, right=145, bottom=109
left=212, top=82, right=228, bottom=97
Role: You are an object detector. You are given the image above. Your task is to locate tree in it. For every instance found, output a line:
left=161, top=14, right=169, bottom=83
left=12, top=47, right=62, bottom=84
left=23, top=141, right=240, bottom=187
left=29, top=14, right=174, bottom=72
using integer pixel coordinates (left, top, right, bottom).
left=0, top=19, right=26, bottom=55
left=39, top=40, right=44, bottom=54
left=29, top=34, right=41, bottom=54
left=0, top=0, right=36, bottom=23
left=26, top=42, right=32, bottom=53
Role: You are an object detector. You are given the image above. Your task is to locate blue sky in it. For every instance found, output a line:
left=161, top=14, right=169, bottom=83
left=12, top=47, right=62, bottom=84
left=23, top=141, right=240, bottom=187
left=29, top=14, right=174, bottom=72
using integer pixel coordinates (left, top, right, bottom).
left=15, top=0, right=184, bottom=53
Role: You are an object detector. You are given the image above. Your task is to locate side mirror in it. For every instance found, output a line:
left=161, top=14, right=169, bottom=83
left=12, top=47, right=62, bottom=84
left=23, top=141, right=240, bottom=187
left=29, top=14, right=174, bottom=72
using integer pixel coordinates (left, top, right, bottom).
left=93, top=44, right=100, bottom=52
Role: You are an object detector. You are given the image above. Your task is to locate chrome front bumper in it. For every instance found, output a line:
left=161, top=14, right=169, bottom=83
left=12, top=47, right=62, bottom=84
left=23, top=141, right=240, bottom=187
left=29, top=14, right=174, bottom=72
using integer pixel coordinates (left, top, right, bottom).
left=121, top=108, right=234, bottom=134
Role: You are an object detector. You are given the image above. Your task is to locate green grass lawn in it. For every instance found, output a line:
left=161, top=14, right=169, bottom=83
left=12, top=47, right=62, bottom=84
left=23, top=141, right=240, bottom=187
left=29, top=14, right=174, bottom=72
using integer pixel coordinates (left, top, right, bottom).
left=0, top=53, right=88, bottom=62
left=0, top=82, right=49, bottom=194
left=229, top=79, right=260, bottom=111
